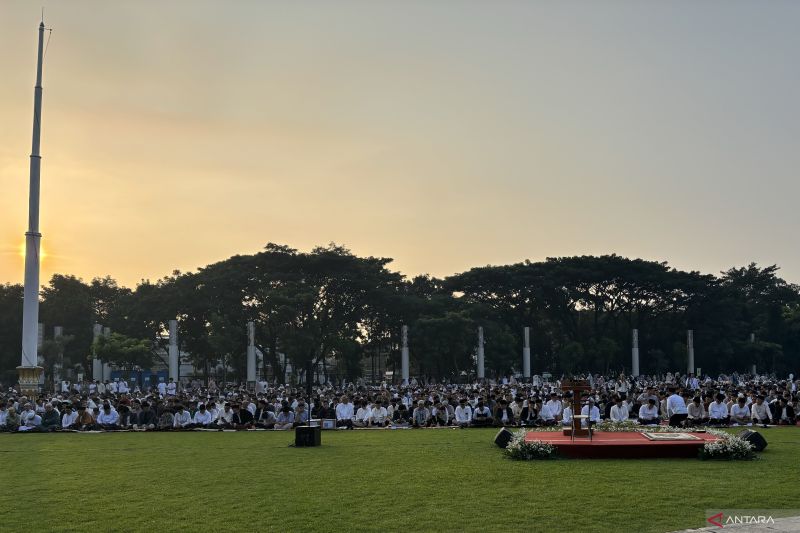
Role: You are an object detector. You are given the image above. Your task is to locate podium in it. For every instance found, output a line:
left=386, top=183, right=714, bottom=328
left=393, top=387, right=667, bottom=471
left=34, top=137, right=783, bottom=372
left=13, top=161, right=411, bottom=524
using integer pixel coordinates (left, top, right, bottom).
left=561, top=379, right=592, bottom=439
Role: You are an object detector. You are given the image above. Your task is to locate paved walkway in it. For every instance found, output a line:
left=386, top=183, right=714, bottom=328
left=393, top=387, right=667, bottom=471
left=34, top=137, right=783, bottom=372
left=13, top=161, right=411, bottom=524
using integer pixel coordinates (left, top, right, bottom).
left=671, top=516, right=800, bottom=532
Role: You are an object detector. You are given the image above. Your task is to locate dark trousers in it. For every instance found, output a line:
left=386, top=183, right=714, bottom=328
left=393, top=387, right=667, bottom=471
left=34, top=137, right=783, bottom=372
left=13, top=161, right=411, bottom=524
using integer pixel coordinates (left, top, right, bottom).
left=669, top=413, right=688, bottom=427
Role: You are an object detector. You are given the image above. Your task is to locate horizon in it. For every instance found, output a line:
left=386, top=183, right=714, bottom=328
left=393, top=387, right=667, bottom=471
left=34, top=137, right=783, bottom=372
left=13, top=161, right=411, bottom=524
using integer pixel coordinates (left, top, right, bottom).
left=2, top=2, right=800, bottom=287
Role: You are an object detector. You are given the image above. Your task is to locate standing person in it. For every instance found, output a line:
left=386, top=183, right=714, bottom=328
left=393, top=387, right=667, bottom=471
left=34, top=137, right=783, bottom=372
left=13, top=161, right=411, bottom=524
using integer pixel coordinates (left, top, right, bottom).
left=666, top=388, right=688, bottom=427
left=166, top=378, right=177, bottom=397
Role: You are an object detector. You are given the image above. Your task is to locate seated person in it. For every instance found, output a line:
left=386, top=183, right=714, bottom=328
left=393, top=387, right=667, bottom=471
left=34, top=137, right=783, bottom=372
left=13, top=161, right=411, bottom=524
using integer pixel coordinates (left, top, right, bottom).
left=687, top=396, right=708, bottom=426
left=609, top=396, right=629, bottom=422
left=708, top=394, right=729, bottom=426
left=274, top=405, right=295, bottom=430
left=750, top=396, right=772, bottom=426
left=431, top=402, right=450, bottom=426
left=537, top=399, right=557, bottom=426
left=253, top=404, right=277, bottom=429
left=493, top=399, right=514, bottom=427
left=193, top=403, right=216, bottom=427
left=335, top=396, right=354, bottom=429
left=580, top=399, right=601, bottom=428
left=392, top=404, right=411, bottom=426
left=293, top=403, right=309, bottom=428
left=74, top=405, right=98, bottom=431
left=369, top=400, right=390, bottom=427
left=561, top=400, right=573, bottom=427
left=354, top=401, right=370, bottom=428
left=3, top=407, right=21, bottom=432
left=134, top=402, right=157, bottom=430
left=61, top=404, right=78, bottom=430
left=40, top=403, right=61, bottom=431
left=173, top=405, right=194, bottom=429
left=412, top=401, right=431, bottom=428
left=96, top=401, right=120, bottom=430
left=18, top=410, right=42, bottom=432
left=774, top=398, right=796, bottom=425
left=158, top=409, right=175, bottom=431
left=471, top=400, right=493, bottom=427
left=638, top=398, right=660, bottom=425
left=231, top=403, right=254, bottom=429
left=454, top=399, right=472, bottom=428
left=729, top=397, right=751, bottom=426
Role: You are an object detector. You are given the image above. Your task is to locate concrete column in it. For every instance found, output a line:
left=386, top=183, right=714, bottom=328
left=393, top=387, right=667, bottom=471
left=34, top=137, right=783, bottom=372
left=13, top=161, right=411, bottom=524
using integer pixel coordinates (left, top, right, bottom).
left=687, top=330, right=695, bottom=376
left=168, top=320, right=179, bottom=382
left=37, top=323, right=44, bottom=367
left=522, top=327, right=531, bottom=379
left=750, top=333, right=756, bottom=375
left=102, top=327, right=112, bottom=381
left=631, top=329, right=640, bottom=377
left=401, top=325, right=409, bottom=385
left=92, top=324, right=103, bottom=380
left=247, top=321, right=256, bottom=383
left=477, top=326, right=485, bottom=380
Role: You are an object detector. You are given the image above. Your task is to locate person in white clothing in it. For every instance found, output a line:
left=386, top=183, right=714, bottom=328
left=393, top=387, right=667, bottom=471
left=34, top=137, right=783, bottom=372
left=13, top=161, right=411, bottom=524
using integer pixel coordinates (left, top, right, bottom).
left=729, top=397, right=751, bottom=426
left=609, top=396, right=629, bottom=422
left=751, top=396, right=772, bottom=426
left=454, top=399, right=472, bottom=428
left=61, top=405, right=78, bottom=429
left=157, top=381, right=167, bottom=397
left=193, top=404, right=214, bottom=427
left=708, top=394, right=729, bottom=426
left=173, top=405, right=193, bottom=429
left=666, top=388, right=688, bottom=427
left=335, top=396, right=354, bottom=429
left=638, top=398, right=659, bottom=425
left=166, top=378, right=177, bottom=396
left=118, top=381, right=129, bottom=394
left=580, top=399, right=601, bottom=428
left=369, top=401, right=389, bottom=427
left=96, top=402, right=119, bottom=429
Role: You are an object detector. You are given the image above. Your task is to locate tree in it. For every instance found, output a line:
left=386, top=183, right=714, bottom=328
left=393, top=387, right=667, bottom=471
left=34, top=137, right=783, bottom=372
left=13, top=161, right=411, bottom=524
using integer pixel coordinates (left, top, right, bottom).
left=95, top=333, right=154, bottom=378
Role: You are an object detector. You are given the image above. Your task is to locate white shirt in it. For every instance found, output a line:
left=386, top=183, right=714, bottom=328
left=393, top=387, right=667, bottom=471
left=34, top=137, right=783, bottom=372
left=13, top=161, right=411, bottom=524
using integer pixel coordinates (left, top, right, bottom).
left=610, top=403, right=629, bottom=422
left=638, top=404, right=658, bottom=420
left=580, top=405, right=600, bottom=424
left=561, top=406, right=573, bottom=424
left=370, top=406, right=388, bottom=424
left=730, top=403, right=751, bottom=421
left=166, top=382, right=177, bottom=395
left=157, top=382, right=167, bottom=395
left=335, top=402, right=354, bottom=421
left=666, top=394, right=688, bottom=416
left=709, top=401, right=728, bottom=419
left=538, top=403, right=555, bottom=421
left=118, top=382, right=129, bottom=394
left=174, top=410, right=193, bottom=427
left=97, top=409, right=119, bottom=425
left=109, top=382, right=118, bottom=393
left=751, top=402, right=771, bottom=422
left=545, top=399, right=563, bottom=418
left=61, top=411, right=78, bottom=428
left=0, top=409, right=7, bottom=426
left=455, top=405, right=472, bottom=423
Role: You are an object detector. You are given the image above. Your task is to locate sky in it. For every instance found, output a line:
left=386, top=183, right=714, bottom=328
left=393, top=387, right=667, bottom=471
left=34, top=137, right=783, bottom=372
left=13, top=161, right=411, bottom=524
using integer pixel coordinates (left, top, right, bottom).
left=1, top=1, right=799, bottom=288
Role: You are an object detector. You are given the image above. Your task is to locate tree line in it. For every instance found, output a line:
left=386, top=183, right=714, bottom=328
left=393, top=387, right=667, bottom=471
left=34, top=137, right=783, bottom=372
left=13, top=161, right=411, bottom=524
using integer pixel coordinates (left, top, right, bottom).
left=1, top=244, right=798, bottom=385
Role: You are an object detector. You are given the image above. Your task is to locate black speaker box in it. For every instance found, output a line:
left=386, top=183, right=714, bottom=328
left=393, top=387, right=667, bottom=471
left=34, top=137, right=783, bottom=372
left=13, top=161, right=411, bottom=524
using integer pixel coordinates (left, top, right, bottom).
left=295, top=425, right=321, bottom=447
left=738, top=429, right=767, bottom=452
left=494, top=427, right=514, bottom=449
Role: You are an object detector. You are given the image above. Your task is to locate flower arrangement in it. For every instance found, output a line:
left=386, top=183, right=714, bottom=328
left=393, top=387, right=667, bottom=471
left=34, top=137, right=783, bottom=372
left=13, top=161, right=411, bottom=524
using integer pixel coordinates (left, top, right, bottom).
left=699, top=433, right=756, bottom=460
left=505, top=430, right=557, bottom=460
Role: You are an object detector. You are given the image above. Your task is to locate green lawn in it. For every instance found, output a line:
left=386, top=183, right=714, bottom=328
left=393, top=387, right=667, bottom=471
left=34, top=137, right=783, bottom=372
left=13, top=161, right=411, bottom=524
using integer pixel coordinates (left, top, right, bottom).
left=1, top=427, right=798, bottom=533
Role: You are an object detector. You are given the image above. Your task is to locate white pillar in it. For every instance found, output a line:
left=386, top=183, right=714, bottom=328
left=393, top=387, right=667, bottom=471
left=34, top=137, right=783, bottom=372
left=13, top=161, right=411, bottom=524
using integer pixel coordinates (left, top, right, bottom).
left=247, top=321, right=256, bottom=383
left=522, top=327, right=531, bottom=379
left=687, top=330, right=695, bottom=376
left=631, top=329, right=640, bottom=377
left=477, top=326, right=485, bottom=380
left=18, top=23, right=47, bottom=396
left=37, top=323, right=44, bottom=366
left=92, top=324, right=103, bottom=380
left=168, top=319, right=179, bottom=382
left=401, top=325, right=409, bottom=385
left=750, top=333, right=756, bottom=375
left=102, top=327, right=112, bottom=381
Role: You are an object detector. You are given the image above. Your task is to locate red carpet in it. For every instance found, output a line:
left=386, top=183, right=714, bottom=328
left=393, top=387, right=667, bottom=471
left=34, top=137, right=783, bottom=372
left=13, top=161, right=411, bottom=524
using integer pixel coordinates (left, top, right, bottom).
left=524, top=430, right=719, bottom=459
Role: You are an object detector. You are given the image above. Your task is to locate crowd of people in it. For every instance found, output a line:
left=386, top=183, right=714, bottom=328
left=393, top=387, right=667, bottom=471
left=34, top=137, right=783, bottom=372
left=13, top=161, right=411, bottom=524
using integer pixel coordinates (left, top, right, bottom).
left=0, top=371, right=797, bottom=433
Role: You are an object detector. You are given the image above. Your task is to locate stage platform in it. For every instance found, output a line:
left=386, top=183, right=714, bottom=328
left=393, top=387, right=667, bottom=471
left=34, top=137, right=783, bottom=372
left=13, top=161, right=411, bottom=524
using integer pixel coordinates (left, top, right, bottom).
left=524, top=430, right=719, bottom=459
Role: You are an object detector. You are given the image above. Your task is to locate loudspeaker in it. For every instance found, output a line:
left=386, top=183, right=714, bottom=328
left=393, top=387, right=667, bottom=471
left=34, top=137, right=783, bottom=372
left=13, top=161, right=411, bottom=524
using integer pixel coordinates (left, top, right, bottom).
left=295, top=425, right=321, bottom=447
left=494, top=427, right=514, bottom=449
left=738, top=429, right=767, bottom=452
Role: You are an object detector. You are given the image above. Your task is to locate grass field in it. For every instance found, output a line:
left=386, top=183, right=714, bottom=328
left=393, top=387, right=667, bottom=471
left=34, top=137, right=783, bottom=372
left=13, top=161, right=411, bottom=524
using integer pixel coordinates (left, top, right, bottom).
left=1, top=427, right=799, bottom=533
